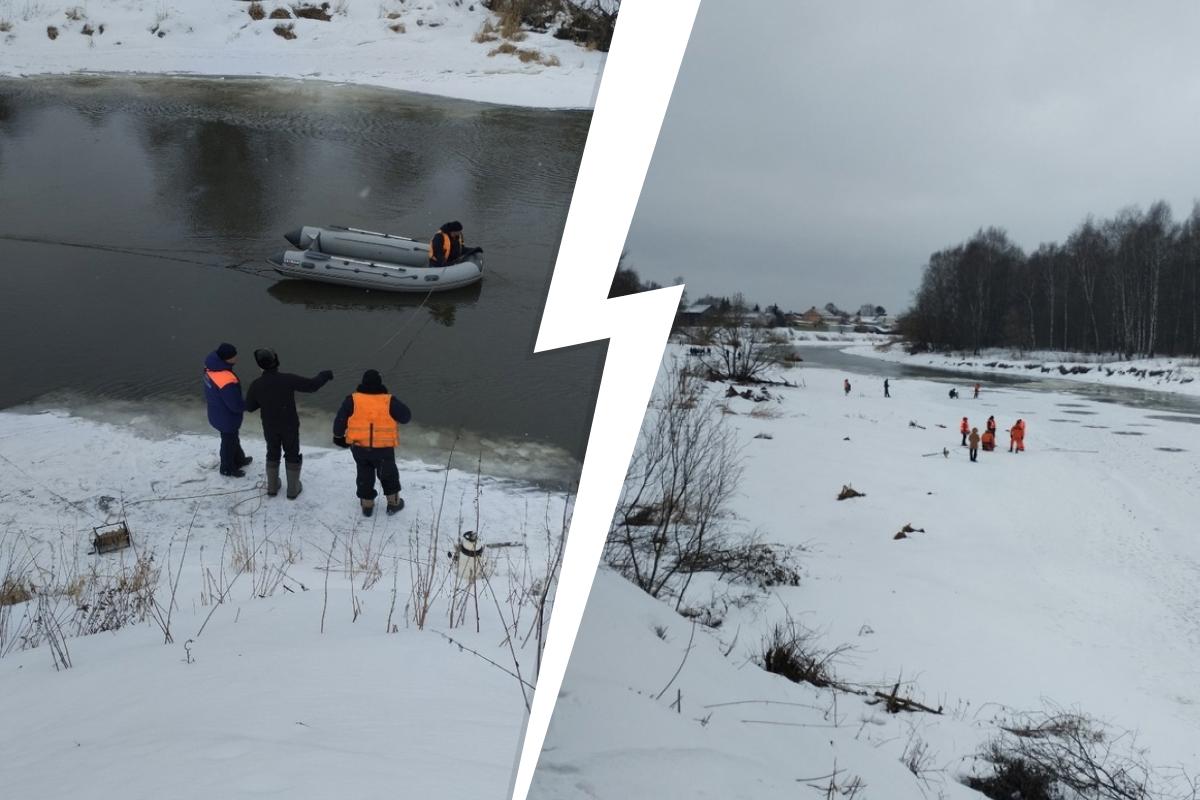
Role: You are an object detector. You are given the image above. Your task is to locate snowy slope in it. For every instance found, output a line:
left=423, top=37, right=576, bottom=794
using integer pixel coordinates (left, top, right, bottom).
left=0, top=408, right=566, bottom=798
left=0, top=0, right=606, bottom=108
left=533, top=348, right=1200, bottom=797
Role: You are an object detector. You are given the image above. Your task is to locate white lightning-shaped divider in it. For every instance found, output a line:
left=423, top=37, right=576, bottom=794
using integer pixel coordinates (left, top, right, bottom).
left=509, top=2, right=701, bottom=799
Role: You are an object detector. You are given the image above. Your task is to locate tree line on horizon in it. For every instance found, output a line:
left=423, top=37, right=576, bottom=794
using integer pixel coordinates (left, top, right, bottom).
left=901, top=201, right=1200, bottom=358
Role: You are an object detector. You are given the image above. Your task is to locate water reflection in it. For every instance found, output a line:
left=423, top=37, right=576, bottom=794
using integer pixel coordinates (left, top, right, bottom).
left=266, top=279, right=482, bottom=323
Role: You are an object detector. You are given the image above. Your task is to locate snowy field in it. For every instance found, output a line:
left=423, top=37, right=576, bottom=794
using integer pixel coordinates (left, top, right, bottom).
left=532, top=348, right=1200, bottom=798
left=851, top=342, right=1200, bottom=398
left=0, top=409, right=566, bottom=798
left=0, top=0, right=606, bottom=108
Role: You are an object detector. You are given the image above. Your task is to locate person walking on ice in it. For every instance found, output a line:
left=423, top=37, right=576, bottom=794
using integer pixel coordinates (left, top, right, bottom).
left=960, top=416, right=970, bottom=446
left=333, top=369, right=412, bottom=517
left=1010, top=419, right=1026, bottom=453
left=884, top=379, right=890, bottom=398
left=844, top=378, right=851, bottom=396
left=968, top=427, right=980, bottom=462
left=974, top=383, right=981, bottom=399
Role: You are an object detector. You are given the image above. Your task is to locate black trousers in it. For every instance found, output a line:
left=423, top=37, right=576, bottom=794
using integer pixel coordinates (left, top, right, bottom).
left=970, top=447, right=978, bottom=462
left=219, top=430, right=246, bottom=473
left=264, top=426, right=302, bottom=465
left=351, top=446, right=401, bottom=500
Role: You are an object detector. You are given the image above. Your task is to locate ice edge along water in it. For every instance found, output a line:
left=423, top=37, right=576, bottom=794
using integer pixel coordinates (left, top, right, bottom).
left=0, top=0, right=607, bottom=109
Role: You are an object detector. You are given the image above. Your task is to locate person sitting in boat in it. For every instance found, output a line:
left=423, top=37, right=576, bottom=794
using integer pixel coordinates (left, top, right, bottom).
left=429, top=221, right=482, bottom=267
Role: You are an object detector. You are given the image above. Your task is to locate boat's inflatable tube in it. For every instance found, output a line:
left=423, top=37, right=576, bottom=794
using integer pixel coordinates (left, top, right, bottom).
left=268, top=248, right=483, bottom=293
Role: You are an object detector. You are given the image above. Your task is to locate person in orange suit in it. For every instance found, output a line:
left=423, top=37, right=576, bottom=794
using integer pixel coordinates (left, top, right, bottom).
left=960, top=416, right=970, bottom=446
left=1012, top=419, right=1026, bottom=453
left=981, top=428, right=996, bottom=452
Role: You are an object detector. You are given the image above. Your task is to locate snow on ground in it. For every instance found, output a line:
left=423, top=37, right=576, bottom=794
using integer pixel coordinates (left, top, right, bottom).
left=852, top=341, right=1200, bottom=398
left=532, top=347, right=1200, bottom=798
left=0, top=0, right=605, bottom=108
left=0, top=408, right=566, bottom=799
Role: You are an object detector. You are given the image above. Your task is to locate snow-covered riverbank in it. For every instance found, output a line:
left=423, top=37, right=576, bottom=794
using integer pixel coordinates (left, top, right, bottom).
left=851, top=342, right=1200, bottom=398
left=0, top=409, right=566, bottom=798
left=532, top=349, right=1200, bottom=798
left=0, top=0, right=605, bottom=108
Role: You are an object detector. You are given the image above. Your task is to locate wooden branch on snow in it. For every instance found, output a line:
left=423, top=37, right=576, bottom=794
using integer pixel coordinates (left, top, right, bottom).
left=865, top=682, right=943, bottom=715
left=837, top=485, right=866, bottom=501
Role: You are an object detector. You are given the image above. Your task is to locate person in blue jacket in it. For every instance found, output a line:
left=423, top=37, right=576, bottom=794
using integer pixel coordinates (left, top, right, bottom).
left=203, top=342, right=252, bottom=477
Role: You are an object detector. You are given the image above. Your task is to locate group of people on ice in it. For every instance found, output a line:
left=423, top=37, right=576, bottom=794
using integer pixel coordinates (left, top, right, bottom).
left=960, top=414, right=1026, bottom=462
left=202, top=343, right=410, bottom=518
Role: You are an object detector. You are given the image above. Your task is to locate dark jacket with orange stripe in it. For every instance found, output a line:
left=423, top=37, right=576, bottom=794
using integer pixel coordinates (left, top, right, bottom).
left=429, top=230, right=462, bottom=267
left=332, top=380, right=412, bottom=449
left=203, top=351, right=245, bottom=433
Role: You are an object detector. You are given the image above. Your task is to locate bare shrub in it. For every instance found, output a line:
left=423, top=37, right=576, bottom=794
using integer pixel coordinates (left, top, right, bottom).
left=552, top=1, right=617, bottom=51
left=757, top=616, right=851, bottom=690
left=484, top=0, right=559, bottom=39
left=269, top=8, right=292, bottom=19
left=0, top=20, right=13, bottom=32
left=606, top=358, right=744, bottom=602
left=292, top=3, right=333, bottom=21
left=63, top=6, right=83, bottom=21
left=516, top=47, right=542, bottom=63
left=488, top=41, right=517, bottom=56
left=1, top=576, right=32, bottom=607
left=473, top=20, right=499, bottom=42
left=46, top=24, right=57, bottom=39
left=966, top=708, right=1200, bottom=800
left=273, top=22, right=296, bottom=39
left=248, top=2, right=266, bottom=20
left=677, top=540, right=802, bottom=589
left=389, top=21, right=404, bottom=33
left=80, top=22, right=93, bottom=35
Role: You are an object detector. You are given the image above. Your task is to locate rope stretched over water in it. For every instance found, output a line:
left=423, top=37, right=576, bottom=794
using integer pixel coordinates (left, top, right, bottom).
left=0, top=232, right=273, bottom=278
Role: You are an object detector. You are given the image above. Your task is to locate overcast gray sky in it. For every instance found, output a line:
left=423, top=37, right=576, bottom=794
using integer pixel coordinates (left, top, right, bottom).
left=622, top=0, right=1200, bottom=315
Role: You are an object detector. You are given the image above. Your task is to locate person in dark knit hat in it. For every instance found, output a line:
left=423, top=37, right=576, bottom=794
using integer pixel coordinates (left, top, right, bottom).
left=332, top=369, right=412, bottom=517
left=245, top=348, right=333, bottom=500
left=427, top=220, right=481, bottom=267
left=202, top=343, right=252, bottom=477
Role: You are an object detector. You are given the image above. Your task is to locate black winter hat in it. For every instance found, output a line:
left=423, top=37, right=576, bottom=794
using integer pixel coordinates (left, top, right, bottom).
left=216, top=343, right=237, bottom=361
left=362, top=369, right=383, bottom=389
left=254, top=348, right=280, bottom=370
left=442, top=220, right=463, bottom=233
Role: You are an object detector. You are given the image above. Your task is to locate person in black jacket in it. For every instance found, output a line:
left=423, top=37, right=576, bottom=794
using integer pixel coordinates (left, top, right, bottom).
left=332, top=369, right=412, bottom=517
left=245, top=348, right=333, bottom=499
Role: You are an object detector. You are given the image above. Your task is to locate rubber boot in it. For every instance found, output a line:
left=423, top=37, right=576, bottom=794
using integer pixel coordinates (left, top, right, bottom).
left=386, top=493, right=404, bottom=516
left=361, top=498, right=374, bottom=518
left=285, top=461, right=303, bottom=500
left=265, top=461, right=281, bottom=497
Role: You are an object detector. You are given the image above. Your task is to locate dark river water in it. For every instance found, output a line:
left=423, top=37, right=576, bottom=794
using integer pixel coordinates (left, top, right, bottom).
left=0, top=77, right=605, bottom=485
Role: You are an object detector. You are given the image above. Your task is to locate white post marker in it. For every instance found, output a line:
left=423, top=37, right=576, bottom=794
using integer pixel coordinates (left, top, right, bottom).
left=510, top=1, right=701, bottom=799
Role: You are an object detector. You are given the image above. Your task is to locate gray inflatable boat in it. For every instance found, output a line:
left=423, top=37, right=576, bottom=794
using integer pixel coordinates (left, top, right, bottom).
left=271, top=225, right=484, bottom=293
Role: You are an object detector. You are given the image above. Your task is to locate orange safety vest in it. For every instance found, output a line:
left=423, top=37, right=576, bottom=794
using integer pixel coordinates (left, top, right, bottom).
left=345, top=393, right=399, bottom=448
left=205, top=369, right=238, bottom=389
left=429, top=231, right=449, bottom=262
